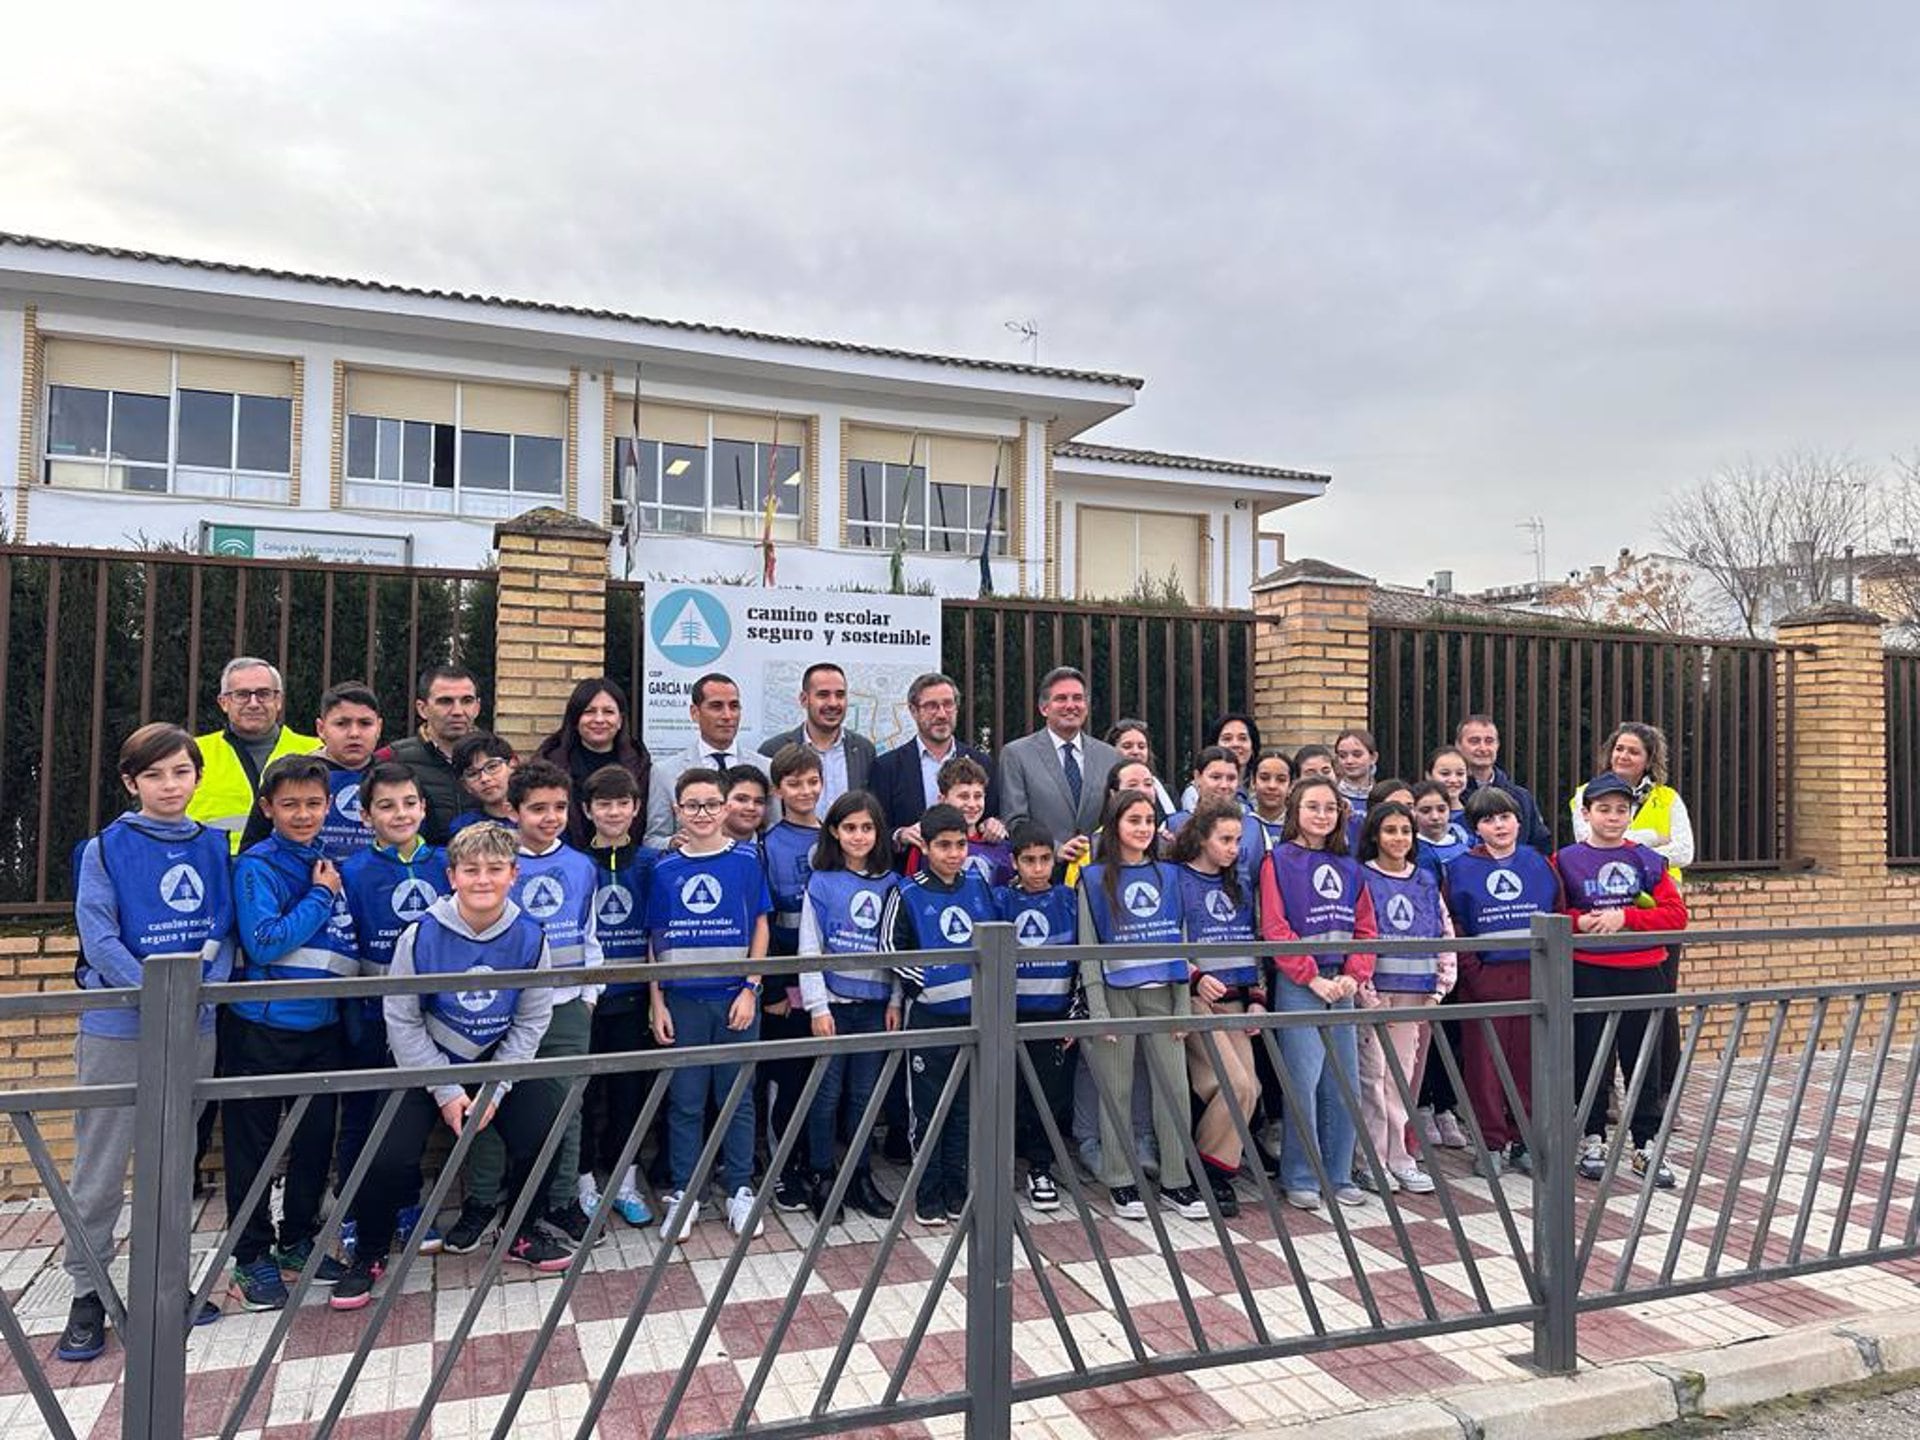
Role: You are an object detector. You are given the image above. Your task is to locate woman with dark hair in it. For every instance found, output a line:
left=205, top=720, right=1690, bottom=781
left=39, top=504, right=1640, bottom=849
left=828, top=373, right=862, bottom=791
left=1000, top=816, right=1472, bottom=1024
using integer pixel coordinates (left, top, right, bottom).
left=1177, top=712, right=1262, bottom=810
left=1104, top=719, right=1179, bottom=815
left=534, top=678, right=654, bottom=848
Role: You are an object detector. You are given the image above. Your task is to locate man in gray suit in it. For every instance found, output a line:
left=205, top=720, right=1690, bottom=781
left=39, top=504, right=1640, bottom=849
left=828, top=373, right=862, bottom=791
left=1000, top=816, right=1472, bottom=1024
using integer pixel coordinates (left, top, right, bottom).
left=645, top=672, right=769, bottom=845
left=997, top=666, right=1119, bottom=855
left=758, top=662, right=877, bottom=808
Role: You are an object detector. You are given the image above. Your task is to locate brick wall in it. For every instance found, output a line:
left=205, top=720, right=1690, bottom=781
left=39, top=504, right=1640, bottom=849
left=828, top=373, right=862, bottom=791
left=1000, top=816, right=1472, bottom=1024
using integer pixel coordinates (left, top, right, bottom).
left=1251, top=560, right=1374, bottom=748
left=491, top=506, right=613, bottom=748
left=0, top=928, right=81, bottom=1196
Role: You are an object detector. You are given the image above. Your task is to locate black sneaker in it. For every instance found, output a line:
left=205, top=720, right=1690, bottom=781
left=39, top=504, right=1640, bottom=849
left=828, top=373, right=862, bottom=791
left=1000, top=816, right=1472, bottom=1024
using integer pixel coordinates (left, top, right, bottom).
left=944, top=1185, right=969, bottom=1222
left=542, top=1201, right=606, bottom=1250
left=1160, top=1184, right=1208, bottom=1220
left=273, top=1237, right=345, bottom=1286
left=1207, top=1169, right=1241, bottom=1218
left=55, top=1294, right=106, bottom=1362
left=442, top=1199, right=497, bottom=1255
left=1110, top=1185, right=1147, bottom=1220
left=1506, top=1141, right=1534, bottom=1177
left=848, top=1173, right=894, bottom=1219
left=506, top=1230, right=571, bottom=1272
left=329, top=1254, right=385, bottom=1312
left=914, top=1194, right=948, bottom=1226
left=1026, top=1168, right=1061, bottom=1212
left=774, top=1170, right=814, bottom=1213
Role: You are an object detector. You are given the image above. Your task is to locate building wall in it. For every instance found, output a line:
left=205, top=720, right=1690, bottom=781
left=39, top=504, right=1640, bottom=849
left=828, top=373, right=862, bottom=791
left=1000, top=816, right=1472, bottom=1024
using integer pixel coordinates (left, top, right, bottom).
left=1051, top=477, right=1257, bottom=607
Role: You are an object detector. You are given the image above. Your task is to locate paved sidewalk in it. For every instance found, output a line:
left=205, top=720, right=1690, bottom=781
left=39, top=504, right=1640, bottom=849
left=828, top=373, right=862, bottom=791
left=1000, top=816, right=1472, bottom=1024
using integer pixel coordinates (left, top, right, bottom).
left=0, top=1051, right=1913, bottom=1438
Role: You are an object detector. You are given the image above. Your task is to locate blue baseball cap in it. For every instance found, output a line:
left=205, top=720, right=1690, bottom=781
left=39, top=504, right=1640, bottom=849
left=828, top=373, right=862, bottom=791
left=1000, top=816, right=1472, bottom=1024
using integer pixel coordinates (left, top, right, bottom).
left=1583, top=772, right=1635, bottom=804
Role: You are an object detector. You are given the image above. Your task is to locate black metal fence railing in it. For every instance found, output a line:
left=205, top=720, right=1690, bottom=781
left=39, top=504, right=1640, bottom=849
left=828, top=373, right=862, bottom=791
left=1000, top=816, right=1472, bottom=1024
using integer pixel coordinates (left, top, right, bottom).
left=3, top=919, right=1919, bottom=1438
left=1888, top=649, right=1920, bottom=865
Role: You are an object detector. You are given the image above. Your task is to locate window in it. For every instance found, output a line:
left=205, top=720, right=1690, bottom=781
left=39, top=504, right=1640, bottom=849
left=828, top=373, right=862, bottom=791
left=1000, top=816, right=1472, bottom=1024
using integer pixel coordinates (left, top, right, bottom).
left=1076, top=506, right=1207, bottom=603
left=845, top=428, right=1010, bottom=556
left=610, top=403, right=805, bottom=540
left=342, top=373, right=565, bottom=519
left=41, top=341, right=294, bottom=502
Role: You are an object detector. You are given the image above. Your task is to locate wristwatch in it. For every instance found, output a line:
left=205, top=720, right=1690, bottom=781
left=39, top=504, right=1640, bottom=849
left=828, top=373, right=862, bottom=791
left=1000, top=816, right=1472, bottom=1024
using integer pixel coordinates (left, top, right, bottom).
left=745, top=980, right=764, bottom=995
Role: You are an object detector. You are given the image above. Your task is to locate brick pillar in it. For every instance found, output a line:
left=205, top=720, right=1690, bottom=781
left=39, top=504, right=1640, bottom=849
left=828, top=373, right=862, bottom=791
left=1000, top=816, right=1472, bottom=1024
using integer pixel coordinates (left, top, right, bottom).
left=492, top=507, right=612, bottom=749
left=1251, top=558, right=1375, bottom=750
left=1775, top=601, right=1887, bottom=876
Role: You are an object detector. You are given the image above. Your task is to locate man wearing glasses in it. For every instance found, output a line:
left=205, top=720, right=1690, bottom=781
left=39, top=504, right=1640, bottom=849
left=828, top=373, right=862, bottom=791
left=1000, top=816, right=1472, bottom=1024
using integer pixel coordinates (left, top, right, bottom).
left=188, top=656, right=320, bottom=854
left=868, top=672, right=1002, bottom=858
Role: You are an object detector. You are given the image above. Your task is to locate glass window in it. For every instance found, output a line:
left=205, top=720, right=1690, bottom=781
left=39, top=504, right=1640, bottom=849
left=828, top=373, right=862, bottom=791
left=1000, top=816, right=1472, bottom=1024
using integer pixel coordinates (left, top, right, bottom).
left=462, top=430, right=511, bottom=491
left=111, top=393, right=169, bottom=465
left=401, top=420, right=434, bottom=485
left=514, top=435, right=563, bottom=494
left=845, top=448, right=1006, bottom=554
left=47, top=386, right=109, bottom=458
left=346, top=414, right=378, bottom=478
left=177, top=390, right=234, bottom=469
left=659, top=444, right=706, bottom=511
left=235, top=395, right=292, bottom=473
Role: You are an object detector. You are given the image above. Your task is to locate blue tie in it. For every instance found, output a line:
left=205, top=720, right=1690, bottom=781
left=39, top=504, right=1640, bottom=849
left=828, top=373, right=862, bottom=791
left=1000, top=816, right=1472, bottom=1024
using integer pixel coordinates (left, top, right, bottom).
left=710, top=751, right=727, bottom=769
left=1061, top=742, right=1083, bottom=811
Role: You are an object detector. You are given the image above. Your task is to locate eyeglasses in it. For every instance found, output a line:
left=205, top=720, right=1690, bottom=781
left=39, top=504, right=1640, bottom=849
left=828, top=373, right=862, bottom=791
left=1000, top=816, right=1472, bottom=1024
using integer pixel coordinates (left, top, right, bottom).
left=678, top=799, right=725, bottom=815
left=915, top=698, right=958, bottom=713
left=222, top=687, right=280, bottom=704
left=464, top=758, right=510, bottom=781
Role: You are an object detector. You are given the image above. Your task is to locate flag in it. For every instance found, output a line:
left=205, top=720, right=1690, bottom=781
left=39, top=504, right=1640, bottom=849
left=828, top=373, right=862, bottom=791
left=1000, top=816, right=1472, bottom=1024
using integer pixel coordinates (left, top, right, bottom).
left=890, top=432, right=918, bottom=594
left=621, top=367, right=644, bottom=577
left=977, top=443, right=1003, bottom=597
left=760, top=415, right=783, bottom=586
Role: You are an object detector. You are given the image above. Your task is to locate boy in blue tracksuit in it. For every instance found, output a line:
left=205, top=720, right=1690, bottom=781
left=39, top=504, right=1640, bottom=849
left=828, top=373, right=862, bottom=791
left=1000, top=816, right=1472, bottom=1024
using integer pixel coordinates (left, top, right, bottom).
left=330, top=822, right=572, bottom=1309
left=996, top=820, right=1078, bottom=1213
left=224, top=752, right=359, bottom=1310
left=338, top=761, right=449, bottom=1253
left=650, top=767, right=772, bottom=1244
left=884, top=804, right=1001, bottom=1227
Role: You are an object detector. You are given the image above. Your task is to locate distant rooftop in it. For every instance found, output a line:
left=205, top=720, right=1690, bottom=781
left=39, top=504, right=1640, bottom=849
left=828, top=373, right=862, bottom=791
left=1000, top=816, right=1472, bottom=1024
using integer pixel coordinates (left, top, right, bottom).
left=1054, top=440, right=1330, bottom=485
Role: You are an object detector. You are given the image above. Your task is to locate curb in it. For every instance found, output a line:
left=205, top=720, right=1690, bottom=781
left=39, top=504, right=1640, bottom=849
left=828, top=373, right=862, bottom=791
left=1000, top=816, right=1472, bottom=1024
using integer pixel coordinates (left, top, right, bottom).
left=1213, top=1303, right=1920, bottom=1440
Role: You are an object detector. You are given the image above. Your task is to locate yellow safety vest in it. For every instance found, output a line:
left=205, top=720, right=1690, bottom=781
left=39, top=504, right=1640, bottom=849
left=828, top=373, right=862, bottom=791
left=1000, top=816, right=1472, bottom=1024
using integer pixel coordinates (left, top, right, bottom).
left=187, top=727, right=321, bottom=854
left=1569, top=782, right=1683, bottom=885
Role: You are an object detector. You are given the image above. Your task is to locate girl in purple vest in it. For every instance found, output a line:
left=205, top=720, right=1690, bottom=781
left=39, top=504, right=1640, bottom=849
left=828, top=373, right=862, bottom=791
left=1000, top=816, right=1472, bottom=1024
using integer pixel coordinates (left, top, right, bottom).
left=1257, top=776, right=1377, bottom=1211
left=1354, top=802, right=1455, bottom=1196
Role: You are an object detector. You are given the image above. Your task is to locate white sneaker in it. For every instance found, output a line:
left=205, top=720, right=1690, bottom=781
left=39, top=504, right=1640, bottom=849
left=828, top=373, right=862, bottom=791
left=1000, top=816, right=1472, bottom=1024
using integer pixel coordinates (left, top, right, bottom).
left=661, top=1190, right=700, bottom=1244
left=1392, top=1165, right=1436, bottom=1195
left=727, top=1186, right=766, bottom=1239
left=577, top=1175, right=603, bottom=1215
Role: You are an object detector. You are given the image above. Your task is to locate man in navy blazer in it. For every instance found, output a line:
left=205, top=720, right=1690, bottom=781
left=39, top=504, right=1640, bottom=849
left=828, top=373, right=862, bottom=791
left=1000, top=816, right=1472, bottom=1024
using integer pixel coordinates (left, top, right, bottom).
left=868, top=671, right=1002, bottom=851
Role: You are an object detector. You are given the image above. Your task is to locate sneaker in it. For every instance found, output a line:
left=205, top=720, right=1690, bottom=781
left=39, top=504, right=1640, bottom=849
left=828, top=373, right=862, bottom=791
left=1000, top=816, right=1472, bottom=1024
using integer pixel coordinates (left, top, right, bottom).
left=1435, top=1112, right=1470, bottom=1149
left=1254, top=1141, right=1283, bottom=1180
left=397, top=1204, right=443, bottom=1255
left=1109, top=1186, right=1147, bottom=1221
left=577, top=1175, right=603, bottom=1213
left=1026, top=1168, right=1061, bottom=1212
left=273, top=1238, right=345, bottom=1286
left=55, top=1294, right=106, bottom=1362
left=230, top=1257, right=290, bottom=1312
left=1160, top=1184, right=1208, bottom=1220
left=1207, top=1170, right=1241, bottom=1218
left=339, top=1217, right=358, bottom=1260
left=727, top=1186, right=766, bottom=1239
left=848, top=1173, right=895, bottom=1219
left=1578, top=1135, right=1609, bottom=1182
left=1472, top=1151, right=1506, bottom=1180
left=945, top=1186, right=968, bottom=1222
left=441, top=1199, right=497, bottom=1255
left=1353, top=1167, right=1400, bottom=1194
left=613, top=1189, right=654, bottom=1227
left=329, top=1254, right=385, bottom=1312
left=1506, top=1142, right=1534, bottom=1176
left=661, top=1190, right=701, bottom=1244
left=189, top=1294, right=220, bottom=1327
left=506, top=1230, right=571, bottom=1272
left=543, top=1201, right=607, bottom=1250
left=774, top=1170, right=814, bottom=1213
left=1332, top=1185, right=1368, bottom=1208
left=914, top=1195, right=949, bottom=1226
left=1284, top=1189, right=1322, bottom=1210
left=1417, top=1106, right=1441, bottom=1145
left=1632, top=1147, right=1676, bottom=1189
left=1392, top=1166, right=1436, bottom=1195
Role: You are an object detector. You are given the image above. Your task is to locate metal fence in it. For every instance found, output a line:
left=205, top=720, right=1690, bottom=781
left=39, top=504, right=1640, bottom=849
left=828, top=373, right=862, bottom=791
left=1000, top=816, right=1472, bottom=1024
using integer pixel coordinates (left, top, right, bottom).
left=0, top=544, right=496, bottom=913
left=1370, top=620, right=1786, bottom=865
left=1889, top=649, right=1920, bottom=865
left=4, top=917, right=1918, bottom=1438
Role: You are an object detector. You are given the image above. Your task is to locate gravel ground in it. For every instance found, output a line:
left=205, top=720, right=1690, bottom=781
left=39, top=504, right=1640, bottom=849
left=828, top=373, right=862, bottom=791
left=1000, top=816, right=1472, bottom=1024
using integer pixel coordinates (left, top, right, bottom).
left=1655, top=1376, right=1920, bottom=1436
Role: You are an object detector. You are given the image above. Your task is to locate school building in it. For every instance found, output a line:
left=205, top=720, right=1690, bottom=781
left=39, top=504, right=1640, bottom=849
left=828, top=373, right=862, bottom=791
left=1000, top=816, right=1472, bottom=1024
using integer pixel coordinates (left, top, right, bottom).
left=0, top=233, right=1327, bottom=607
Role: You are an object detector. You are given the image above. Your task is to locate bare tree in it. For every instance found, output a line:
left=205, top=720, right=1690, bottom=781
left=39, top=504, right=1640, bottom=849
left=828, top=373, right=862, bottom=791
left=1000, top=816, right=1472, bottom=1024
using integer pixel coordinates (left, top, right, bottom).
left=1543, top=550, right=1714, bottom=635
left=1657, top=451, right=1878, bottom=637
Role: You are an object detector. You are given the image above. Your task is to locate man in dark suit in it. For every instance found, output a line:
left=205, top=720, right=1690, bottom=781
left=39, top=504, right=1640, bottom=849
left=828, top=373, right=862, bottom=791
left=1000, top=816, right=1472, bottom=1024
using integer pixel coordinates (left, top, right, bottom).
left=868, top=671, right=1002, bottom=851
left=759, top=662, right=878, bottom=808
left=998, top=666, right=1119, bottom=853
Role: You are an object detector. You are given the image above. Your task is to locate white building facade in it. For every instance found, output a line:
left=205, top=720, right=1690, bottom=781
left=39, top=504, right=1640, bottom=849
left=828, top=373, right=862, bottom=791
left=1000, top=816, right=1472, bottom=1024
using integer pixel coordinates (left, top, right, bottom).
left=0, top=234, right=1326, bottom=607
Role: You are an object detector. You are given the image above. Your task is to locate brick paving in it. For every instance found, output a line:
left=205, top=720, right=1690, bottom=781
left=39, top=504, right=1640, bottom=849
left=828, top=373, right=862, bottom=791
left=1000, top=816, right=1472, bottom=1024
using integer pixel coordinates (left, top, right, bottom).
left=0, top=1053, right=1915, bottom=1438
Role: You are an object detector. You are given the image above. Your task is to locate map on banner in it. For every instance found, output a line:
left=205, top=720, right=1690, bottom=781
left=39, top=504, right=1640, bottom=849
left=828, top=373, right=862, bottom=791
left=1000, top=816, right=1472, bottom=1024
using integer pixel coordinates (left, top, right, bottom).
left=642, top=584, right=942, bottom=753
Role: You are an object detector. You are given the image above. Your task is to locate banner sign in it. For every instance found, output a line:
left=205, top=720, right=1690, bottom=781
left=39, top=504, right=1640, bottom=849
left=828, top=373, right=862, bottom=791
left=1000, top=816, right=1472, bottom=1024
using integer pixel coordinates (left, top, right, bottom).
left=201, top=523, right=411, bottom=567
left=641, top=585, right=942, bottom=753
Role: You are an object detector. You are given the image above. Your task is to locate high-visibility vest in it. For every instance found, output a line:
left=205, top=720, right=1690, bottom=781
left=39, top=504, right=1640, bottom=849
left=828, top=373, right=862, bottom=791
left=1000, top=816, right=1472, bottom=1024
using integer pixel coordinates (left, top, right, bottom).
left=186, top=728, right=321, bottom=854
left=1570, top=781, right=1684, bottom=885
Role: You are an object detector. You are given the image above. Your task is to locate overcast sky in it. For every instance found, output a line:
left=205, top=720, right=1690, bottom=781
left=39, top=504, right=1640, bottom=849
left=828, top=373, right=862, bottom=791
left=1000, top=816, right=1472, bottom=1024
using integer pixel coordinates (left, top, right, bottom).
left=6, top=2, right=1920, bottom=591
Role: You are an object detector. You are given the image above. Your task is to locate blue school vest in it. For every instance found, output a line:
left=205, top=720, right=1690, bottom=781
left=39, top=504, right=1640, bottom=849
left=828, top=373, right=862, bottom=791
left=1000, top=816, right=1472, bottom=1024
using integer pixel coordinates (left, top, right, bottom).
left=232, top=832, right=360, bottom=1030
left=1268, top=844, right=1362, bottom=977
left=807, top=869, right=899, bottom=1002
left=318, top=765, right=373, bottom=859
left=341, top=843, right=448, bottom=976
left=82, top=818, right=233, bottom=990
left=761, top=822, right=817, bottom=958
left=1361, top=865, right=1445, bottom=994
left=961, top=836, right=1014, bottom=888
left=997, top=883, right=1077, bottom=1016
left=410, top=909, right=547, bottom=1060
left=1445, top=848, right=1560, bottom=963
left=1415, top=829, right=1471, bottom=882
left=1236, top=814, right=1285, bottom=895
left=1175, top=866, right=1259, bottom=987
left=894, top=873, right=999, bottom=1016
left=649, top=843, right=771, bottom=1000
left=1078, top=860, right=1187, bottom=988
left=1553, top=842, right=1666, bottom=914
left=513, top=844, right=599, bottom=974
left=591, top=843, right=656, bottom=997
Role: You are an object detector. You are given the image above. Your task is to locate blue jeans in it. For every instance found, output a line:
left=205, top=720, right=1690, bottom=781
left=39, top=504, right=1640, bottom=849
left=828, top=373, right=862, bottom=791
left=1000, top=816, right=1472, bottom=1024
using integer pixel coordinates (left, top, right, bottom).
left=665, top=992, right=760, bottom=1194
left=1274, top=977, right=1359, bottom=1196
left=807, top=1000, right=888, bottom=1176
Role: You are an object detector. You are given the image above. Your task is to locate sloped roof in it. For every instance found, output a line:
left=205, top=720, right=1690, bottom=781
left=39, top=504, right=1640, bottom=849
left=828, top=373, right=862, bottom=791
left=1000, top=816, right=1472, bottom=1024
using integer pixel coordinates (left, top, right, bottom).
left=0, top=232, right=1145, bottom=391
left=1053, top=440, right=1329, bottom=484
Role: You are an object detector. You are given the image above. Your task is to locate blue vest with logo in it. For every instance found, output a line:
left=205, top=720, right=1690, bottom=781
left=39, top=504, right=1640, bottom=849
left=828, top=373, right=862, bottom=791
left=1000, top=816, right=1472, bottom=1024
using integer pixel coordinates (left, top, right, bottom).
left=1236, top=813, right=1286, bottom=896
left=997, top=882, right=1077, bottom=1016
left=1078, top=860, right=1188, bottom=988
left=1445, top=847, right=1561, bottom=963
left=808, top=868, right=899, bottom=1001
left=340, top=841, right=448, bottom=1034
left=1554, top=842, right=1666, bottom=915
left=1268, top=844, right=1362, bottom=977
left=512, top=844, right=599, bottom=973
left=232, top=832, right=360, bottom=1030
left=589, top=843, right=656, bottom=997
left=411, top=908, right=547, bottom=1060
left=1175, top=865, right=1258, bottom=986
left=318, top=764, right=373, bottom=859
left=649, top=843, right=771, bottom=999
left=1361, top=864, right=1445, bottom=993
left=761, top=821, right=817, bottom=958
left=1415, top=827, right=1471, bottom=882
left=896, top=873, right=999, bottom=1016
left=80, top=818, right=234, bottom=1038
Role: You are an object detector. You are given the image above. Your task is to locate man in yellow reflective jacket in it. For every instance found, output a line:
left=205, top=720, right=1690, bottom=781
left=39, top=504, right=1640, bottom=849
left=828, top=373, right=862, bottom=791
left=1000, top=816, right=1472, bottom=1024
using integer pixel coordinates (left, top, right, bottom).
left=186, top=657, right=320, bottom=855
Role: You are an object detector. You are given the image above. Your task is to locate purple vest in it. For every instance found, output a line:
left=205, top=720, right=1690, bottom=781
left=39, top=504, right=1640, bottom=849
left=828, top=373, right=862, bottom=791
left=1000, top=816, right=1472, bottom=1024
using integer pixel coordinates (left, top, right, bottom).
left=1269, top=844, right=1361, bottom=976
left=1554, top=842, right=1665, bottom=914
left=1361, top=865, right=1445, bottom=994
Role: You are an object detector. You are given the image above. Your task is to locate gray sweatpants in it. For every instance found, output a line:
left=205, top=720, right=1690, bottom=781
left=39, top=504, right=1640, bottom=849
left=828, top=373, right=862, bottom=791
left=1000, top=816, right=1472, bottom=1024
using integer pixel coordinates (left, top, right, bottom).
left=64, top=1027, right=217, bottom=1298
left=1078, top=986, right=1192, bottom=1190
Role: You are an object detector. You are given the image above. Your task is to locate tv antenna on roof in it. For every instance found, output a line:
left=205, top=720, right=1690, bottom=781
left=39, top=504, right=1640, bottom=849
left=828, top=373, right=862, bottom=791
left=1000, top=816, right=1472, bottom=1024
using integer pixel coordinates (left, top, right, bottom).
left=1518, top=516, right=1547, bottom=586
left=1004, top=319, right=1040, bottom=364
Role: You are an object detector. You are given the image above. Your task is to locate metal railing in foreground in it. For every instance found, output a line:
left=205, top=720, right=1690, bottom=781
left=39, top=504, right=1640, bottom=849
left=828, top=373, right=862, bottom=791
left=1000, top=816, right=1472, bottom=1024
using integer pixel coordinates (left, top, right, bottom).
left=0, top=916, right=1916, bottom=1439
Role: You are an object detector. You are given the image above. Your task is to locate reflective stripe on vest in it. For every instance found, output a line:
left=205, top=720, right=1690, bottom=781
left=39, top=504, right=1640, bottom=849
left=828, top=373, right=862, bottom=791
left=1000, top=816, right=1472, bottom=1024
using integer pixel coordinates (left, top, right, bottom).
left=1079, top=861, right=1187, bottom=988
